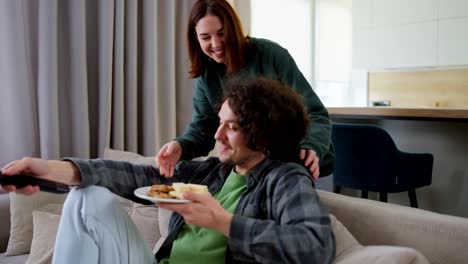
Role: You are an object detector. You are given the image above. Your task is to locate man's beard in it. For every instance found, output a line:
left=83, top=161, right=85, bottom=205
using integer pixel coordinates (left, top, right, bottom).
left=220, top=151, right=258, bottom=167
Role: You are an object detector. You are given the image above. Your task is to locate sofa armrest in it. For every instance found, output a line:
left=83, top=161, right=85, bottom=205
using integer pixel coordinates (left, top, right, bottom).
left=318, top=190, right=468, bottom=264
left=0, top=192, right=11, bottom=253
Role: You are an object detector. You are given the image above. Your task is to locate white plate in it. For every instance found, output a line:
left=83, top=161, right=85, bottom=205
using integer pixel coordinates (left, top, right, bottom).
left=134, top=186, right=191, bottom=203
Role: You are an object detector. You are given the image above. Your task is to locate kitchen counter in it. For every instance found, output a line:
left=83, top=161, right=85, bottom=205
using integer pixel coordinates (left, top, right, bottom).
left=327, top=107, right=468, bottom=122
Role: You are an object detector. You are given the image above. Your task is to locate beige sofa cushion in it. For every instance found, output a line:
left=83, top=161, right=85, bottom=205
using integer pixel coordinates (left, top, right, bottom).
left=318, top=189, right=468, bottom=264
left=330, top=214, right=429, bottom=264
left=103, top=148, right=163, bottom=250
left=115, top=195, right=161, bottom=249
left=5, top=192, right=67, bottom=256
left=25, top=204, right=62, bottom=264
left=335, top=246, right=429, bottom=264
left=103, top=148, right=156, bottom=167
left=330, top=214, right=360, bottom=259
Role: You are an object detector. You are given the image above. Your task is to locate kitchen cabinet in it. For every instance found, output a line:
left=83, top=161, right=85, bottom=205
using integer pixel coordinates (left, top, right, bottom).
left=372, top=0, right=437, bottom=26
left=438, top=0, right=468, bottom=19
left=438, top=17, right=468, bottom=66
left=352, top=0, right=468, bottom=69
left=371, top=22, right=437, bottom=68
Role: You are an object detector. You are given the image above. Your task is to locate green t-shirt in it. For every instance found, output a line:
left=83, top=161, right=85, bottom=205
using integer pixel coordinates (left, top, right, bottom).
left=159, top=170, right=246, bottom=264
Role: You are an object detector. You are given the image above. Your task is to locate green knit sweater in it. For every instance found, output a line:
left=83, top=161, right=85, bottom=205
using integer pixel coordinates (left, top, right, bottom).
left=175, top=37, right=334, bottom=175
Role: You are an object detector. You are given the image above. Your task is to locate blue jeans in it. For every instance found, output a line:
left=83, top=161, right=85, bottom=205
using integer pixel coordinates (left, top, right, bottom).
left=53, top=186, right=156, bottom=264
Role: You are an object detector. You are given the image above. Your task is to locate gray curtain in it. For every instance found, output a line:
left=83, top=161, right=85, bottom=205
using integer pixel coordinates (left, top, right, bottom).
left=0, top=0, right=195, bottom=165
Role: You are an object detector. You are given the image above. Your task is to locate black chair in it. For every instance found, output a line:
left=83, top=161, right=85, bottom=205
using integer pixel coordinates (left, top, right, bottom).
left=331, top=123, right=433, bottom=208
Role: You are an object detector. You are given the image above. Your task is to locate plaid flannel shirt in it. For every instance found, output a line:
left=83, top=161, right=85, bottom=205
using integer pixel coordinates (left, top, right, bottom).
left=68, top=157, right=335, bottom=264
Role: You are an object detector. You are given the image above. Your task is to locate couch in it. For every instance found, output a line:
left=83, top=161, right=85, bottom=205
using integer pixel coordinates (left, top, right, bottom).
left=1, top=149, right=468, bottom=264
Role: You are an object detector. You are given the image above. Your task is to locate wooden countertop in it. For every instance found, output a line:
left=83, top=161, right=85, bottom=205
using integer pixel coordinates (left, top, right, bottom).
left=327, top=107, right=468, bottom=121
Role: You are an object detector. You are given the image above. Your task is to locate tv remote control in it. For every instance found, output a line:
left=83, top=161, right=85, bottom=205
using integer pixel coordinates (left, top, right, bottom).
left=0, top=172, right=69, bottom=193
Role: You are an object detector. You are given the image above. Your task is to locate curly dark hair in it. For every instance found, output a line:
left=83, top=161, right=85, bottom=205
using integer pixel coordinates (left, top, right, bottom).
left=220, top=76, right=310, bottom=162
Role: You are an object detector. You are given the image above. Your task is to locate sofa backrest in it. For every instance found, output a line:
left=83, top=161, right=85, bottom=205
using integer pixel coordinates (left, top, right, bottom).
left=318, top=190, right=468, bottom=264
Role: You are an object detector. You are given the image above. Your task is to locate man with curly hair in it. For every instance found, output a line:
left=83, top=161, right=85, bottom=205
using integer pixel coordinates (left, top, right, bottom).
left=1, top=77, right=335, bottom=264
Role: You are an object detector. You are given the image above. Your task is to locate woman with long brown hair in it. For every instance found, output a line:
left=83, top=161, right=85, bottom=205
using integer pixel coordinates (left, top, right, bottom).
left=157, top=0, right=334, bottom=179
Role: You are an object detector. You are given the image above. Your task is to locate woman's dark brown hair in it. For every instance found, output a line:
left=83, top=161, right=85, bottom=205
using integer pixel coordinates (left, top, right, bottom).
left=187, top=0, right=249, bottom=78
left=221, top=76, right=310, bottom=162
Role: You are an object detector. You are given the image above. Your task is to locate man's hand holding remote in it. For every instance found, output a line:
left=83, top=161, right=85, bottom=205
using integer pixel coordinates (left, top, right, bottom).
left=0, top=157, right=81, bottom=194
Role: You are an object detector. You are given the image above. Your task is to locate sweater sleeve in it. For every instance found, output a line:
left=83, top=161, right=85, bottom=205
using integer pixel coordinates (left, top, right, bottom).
left=174, top=77, right=219, bottom=160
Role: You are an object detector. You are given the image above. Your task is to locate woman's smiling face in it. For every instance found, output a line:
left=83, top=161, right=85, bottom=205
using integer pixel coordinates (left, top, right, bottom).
left=195, top=15, right=226, bottom=64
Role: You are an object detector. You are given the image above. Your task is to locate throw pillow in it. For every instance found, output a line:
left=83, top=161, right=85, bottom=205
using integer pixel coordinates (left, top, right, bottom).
left=330, top=213, right=429, bottom=264
left=329, top=214, right=361, bottom=259
left=103, top=148, right=162, bottom=250
left=25, top=204, right=63, bottom=264
left=103, top=147, right=156, bottom=166
left=116, top=195, right=161, bottom=249
left=335, top=245, right=430, bottom=264
left=5, top=192, right=67, bottom=256
left=330, top=214, right=429, bottom=264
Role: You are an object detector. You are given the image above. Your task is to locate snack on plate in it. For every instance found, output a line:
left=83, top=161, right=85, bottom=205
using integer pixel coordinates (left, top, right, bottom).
left=146, top=183, right=209, bottom=200
left=147, top=184, right=175, bottom=199
left=169, top=183, right=209, bottom=199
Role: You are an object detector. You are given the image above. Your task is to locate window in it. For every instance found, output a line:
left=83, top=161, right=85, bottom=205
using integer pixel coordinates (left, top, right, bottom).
left=249, top=0, right=367, bottom=107
left=250, top=0, right=313, bottom=82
